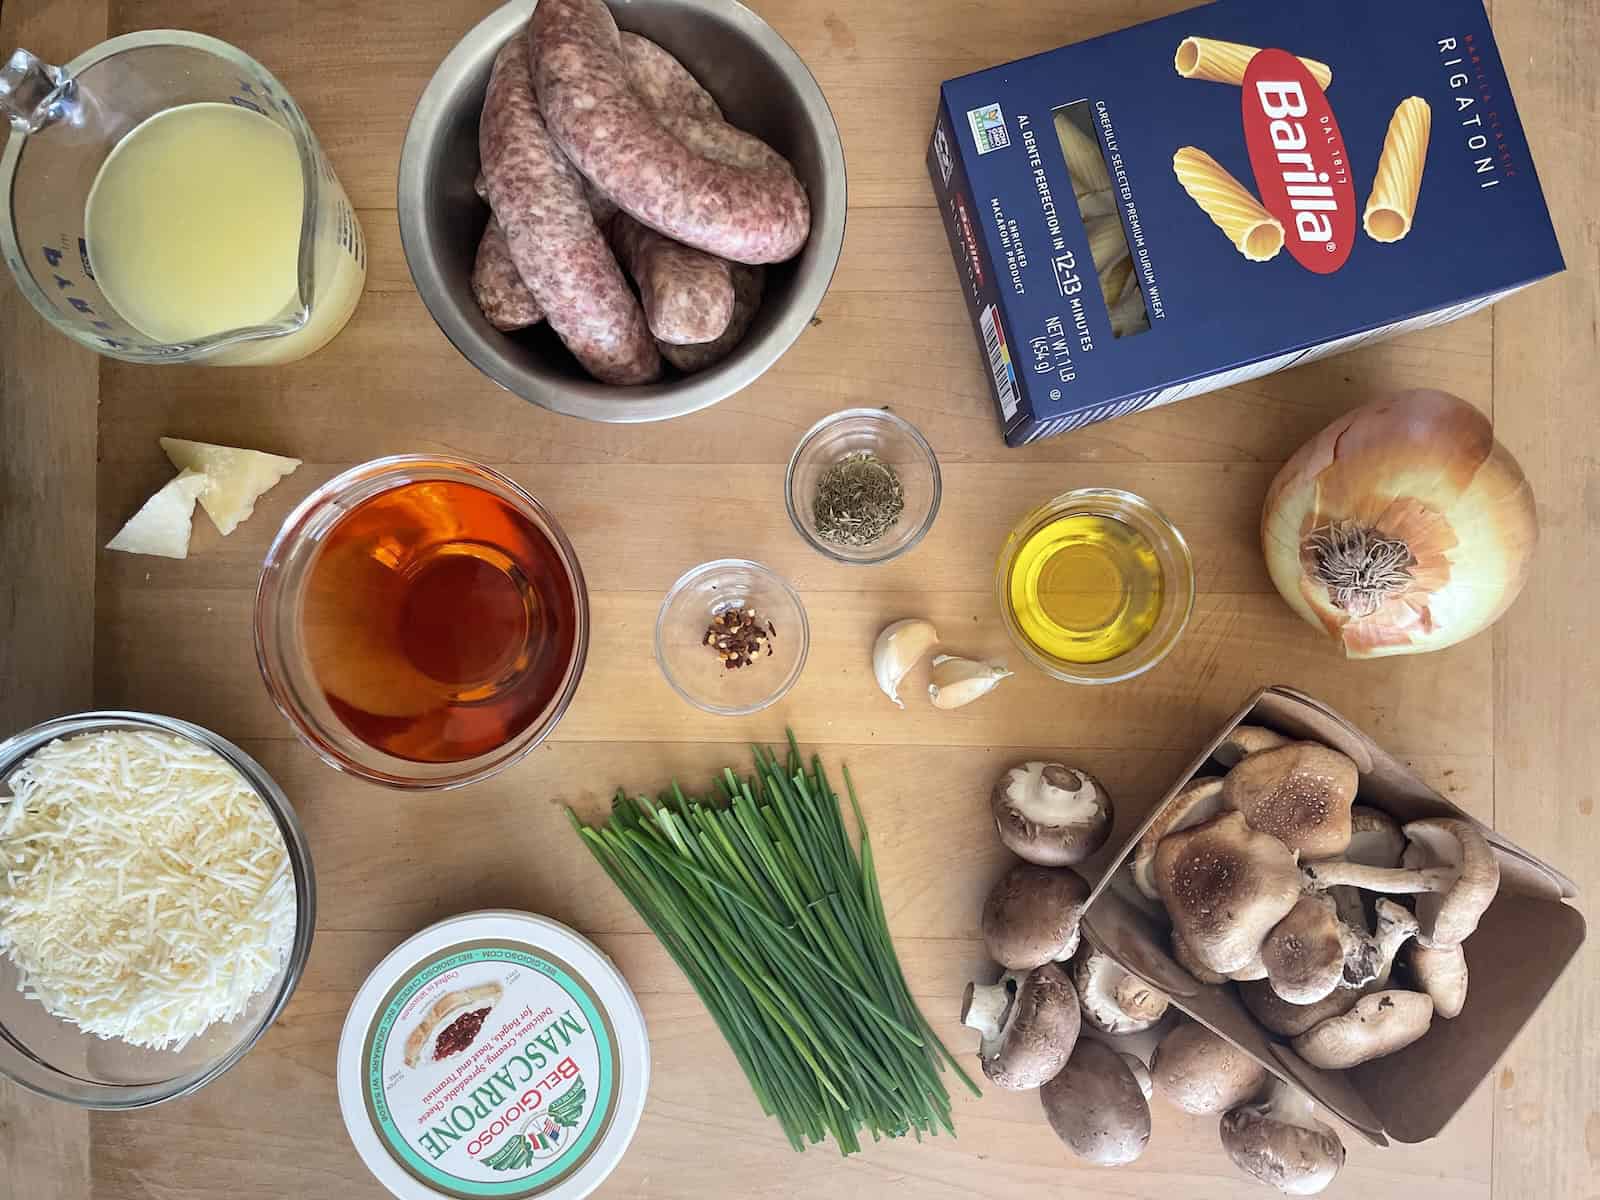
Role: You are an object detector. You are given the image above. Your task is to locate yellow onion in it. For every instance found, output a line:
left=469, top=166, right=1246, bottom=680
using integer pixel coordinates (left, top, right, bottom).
left=1262, top=389, right=1537, bottom=658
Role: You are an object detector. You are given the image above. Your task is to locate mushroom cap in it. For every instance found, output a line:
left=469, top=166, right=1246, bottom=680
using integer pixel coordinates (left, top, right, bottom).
left=1291, top=989, right=1434, bottom=1069
left=962, top=963, right=1081, bottom=1089
left=1238, top=977, right=1363, bottom=1038
left=1071, top=946, right=1170, bottom=1034
left=1220, top=1084, right=1345, bottom=1196
left=1170, top=930, right=1231, bottom=985
left=981, top=862, right=1090, bottom=969
left=1261, top=895, right=1348, bottom=1005
left=1213, top=724, right=1294, bottom=769
left=1402, top=818, right=1500, bottom=948
left=1041, top=1038, right=1152, bottom=1166
left=1131, top=776, right=1226, bottom=900
left=992, top=762, right=1114, bottom=867
left=1222, top=742, right=1359, bottom=859
left=1149, top=1020, right=1268, bottom=1115
left=1153, top=811, right=1302, bottom=975
left=1408, top=942, right=1468, bottom=1019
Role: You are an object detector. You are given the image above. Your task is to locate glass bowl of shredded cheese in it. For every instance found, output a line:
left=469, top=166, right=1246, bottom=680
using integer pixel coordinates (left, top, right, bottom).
left=0, top=711, right=314, bottom=1107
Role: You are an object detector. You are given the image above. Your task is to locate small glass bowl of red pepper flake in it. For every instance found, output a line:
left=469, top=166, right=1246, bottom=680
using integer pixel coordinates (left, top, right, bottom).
left=655, top=559, right=809, bottom=716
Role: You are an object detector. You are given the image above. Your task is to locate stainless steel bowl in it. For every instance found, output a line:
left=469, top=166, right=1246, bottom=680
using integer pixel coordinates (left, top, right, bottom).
left=398, top=0, right=847, bottom=422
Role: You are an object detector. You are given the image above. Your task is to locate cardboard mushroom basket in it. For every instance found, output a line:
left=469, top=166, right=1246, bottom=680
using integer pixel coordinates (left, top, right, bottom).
left=1078, top=685, right=1586, bottom=1146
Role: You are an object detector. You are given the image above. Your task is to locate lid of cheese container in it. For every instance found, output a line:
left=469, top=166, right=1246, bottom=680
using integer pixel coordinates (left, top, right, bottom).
left=337, top=911, right=649, bottom=1200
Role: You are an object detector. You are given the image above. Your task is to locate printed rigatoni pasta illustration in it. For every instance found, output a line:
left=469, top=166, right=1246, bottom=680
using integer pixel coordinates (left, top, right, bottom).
left=1174, top=36, right=1332, bottom=89
left=1364, top=97, right=1432, bottom=243
left=1172, top=146, right=1285, bottom=262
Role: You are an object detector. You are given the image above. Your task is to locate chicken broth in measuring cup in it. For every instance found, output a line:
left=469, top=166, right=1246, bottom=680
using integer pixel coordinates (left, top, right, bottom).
left=85, top=102, right=364, bottom=360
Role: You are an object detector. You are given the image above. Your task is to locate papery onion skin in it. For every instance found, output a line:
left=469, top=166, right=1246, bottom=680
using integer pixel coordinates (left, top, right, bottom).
left=1262, top=389, right=1538, bottom=658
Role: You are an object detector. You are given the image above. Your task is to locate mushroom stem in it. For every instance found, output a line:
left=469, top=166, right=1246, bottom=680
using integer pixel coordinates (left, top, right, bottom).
left=960, top=976, right=1015, bottom=1041
left=1369, top=899, right=1420, bottom=988
left=1302, top=862, right=1456, bottom=893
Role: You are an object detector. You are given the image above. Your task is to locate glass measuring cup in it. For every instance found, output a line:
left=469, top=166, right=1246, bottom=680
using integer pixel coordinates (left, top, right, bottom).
left=0, top=32, right=366, bottom=365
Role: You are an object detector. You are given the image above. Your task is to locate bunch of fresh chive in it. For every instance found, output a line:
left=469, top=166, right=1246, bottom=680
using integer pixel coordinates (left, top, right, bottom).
left=568, top=736, right=979, bottom=1154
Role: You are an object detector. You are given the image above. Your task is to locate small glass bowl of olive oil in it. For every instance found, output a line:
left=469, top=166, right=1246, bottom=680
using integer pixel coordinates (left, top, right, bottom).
left=996, top=490, right=1194, bottom=684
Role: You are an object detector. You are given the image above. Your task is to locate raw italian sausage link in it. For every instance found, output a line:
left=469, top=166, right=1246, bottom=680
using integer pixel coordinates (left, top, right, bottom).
left=653, top=110, right=793, bottom=175
left=472, top=218, right=544, bottom=331
left=479, top=28, right=659, bottom=383
left=660, top=263, right=765, bottom=373
left=531, top=0, right=810, bottom=265
left=610, top=213, right=734, bottom=345
left=619, top=32, right=722, bottom=120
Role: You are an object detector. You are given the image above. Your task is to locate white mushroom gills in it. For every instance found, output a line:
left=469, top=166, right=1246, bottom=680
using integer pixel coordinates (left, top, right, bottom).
left=1002, top=763, right=1103, bottom=835
left=1073, top=948, right=1170, bottom=1034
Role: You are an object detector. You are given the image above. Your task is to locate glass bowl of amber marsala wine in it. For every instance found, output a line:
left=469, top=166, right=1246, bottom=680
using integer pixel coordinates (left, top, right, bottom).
left=254, top=456, right=589, bottom=788
left=785, top=409, right=941, bottom=565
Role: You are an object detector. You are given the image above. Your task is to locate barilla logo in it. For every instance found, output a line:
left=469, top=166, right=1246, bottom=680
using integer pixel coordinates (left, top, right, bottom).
left=1241, top=49, right=1355, bottom=273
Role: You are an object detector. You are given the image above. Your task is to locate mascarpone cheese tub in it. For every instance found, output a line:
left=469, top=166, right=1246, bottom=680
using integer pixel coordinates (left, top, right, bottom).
left=338, top=911, right=650, bottom=1200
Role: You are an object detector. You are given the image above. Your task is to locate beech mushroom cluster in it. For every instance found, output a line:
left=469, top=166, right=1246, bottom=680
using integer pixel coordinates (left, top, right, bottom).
left=1134, top=725, right=1499, bottom=1081
left=961, top=761, right=1169, bottom=1169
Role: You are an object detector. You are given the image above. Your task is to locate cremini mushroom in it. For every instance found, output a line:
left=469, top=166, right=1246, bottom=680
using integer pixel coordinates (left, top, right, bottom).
left=1301, top=817, right=1499, bottom=949
left=992, top=762, right=1114, bottom=866
left=1040, top=1038, right=1152, bottom=1166
left=1131, top=776, right=1225, bottom=900
left=1220, top=1078, right=1346, bottom=1196
left=1153, top=812, right=1302, bottom=976
left=960, top=962, right=1081, bottom=1089
left=1241, top=900, right=1419, bottom=1036
left=1213, top=724, right=1293, bottom=768
left=1262, top=891, right=1389, bottom=1005
left=1326, top=806, right=1405, bottom=929
left=1260, top=895, right=1357, bottom=1005
left=1221, top=742, right=1359, bottom=858
left=1071, top=946, right=1170, bottom=1034
left=1290, top=989, right=1434, bottom=1069
left=1171, top=930, right=1230, bottom=985
left=1408, top=942, right=1469, bottom=1019
left=1149, top=1020, right=1267, bottom=1115
left=981, top=862, right=1090, bottom=969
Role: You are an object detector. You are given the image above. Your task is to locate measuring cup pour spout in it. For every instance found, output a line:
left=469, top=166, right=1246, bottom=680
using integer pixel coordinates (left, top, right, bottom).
left=0, top=49, right=78, bottom=134
left=1, top=30, right=366, bottom=365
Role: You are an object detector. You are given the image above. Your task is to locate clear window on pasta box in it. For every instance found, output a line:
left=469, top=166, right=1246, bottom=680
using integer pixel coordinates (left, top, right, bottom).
left=1053, top=102, right=1147, bottom=339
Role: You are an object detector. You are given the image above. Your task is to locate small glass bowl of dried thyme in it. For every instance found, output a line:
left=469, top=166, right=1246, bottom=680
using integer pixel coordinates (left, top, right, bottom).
left=785, top=408, right=941, bottom=565
left=655, top=559, right=810, bottom=715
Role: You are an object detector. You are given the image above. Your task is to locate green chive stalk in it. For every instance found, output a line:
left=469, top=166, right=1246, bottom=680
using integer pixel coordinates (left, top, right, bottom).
left=568, top=734, right=979, bottom=1154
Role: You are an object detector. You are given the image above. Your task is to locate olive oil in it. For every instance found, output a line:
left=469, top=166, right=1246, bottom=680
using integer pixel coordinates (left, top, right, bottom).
left=1006, top=513, right=1163, bottom=664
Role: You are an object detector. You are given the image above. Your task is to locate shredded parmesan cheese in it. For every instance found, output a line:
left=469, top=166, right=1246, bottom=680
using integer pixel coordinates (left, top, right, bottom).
left=0, top=730, right=296, bottom=1050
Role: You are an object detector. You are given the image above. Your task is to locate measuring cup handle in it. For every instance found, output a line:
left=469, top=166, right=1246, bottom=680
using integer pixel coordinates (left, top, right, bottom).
left=1, top=48, right=76, bottom=135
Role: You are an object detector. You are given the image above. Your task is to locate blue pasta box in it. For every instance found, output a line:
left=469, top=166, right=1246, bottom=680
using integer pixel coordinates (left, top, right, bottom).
left=927, top=0, right=1564, bottom=446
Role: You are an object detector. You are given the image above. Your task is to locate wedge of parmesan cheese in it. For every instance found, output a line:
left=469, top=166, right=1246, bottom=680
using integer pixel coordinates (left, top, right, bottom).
left=105, top=468, right=206, bottom=558
left=0, top=730, right=296, bottom=1050
left=160, top=437, right=302, bottom=536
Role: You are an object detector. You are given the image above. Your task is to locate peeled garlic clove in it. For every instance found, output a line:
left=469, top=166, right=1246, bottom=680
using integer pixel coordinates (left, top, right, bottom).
left=873, top=618, right=940, bottom=708
left=928, top=654, right=1012, bottom=709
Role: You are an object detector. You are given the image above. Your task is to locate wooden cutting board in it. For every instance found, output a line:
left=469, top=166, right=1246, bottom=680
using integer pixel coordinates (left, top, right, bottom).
left=1, top=0, right=1595, bottom=1196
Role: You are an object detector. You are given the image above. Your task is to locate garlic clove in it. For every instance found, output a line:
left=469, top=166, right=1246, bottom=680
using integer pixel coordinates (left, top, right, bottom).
left=928, top=654, right=1012, bottom=709
left=872, top=618, right=940, bottom=708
